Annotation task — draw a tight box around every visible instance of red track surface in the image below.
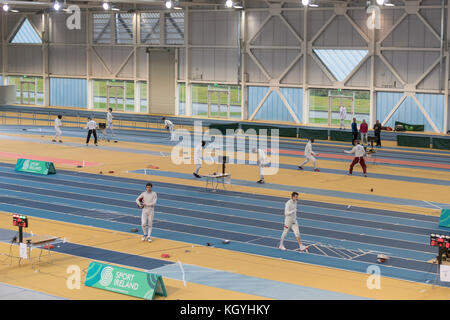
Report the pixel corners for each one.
[0,152,101,167]
[268,148,450,170]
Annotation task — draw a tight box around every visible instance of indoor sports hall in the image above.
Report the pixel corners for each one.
[0,0,450,302]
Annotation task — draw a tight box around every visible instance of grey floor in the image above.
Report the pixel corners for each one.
[0,282,65,300]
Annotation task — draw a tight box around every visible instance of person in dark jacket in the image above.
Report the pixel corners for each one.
[351,118,358,146]
[373,120,382,147]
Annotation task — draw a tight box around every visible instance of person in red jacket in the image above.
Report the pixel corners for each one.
[360,119,368,145]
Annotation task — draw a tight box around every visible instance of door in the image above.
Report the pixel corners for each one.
[148,49,175,114]
[20,80,36,105]
[328,91,354,126]
[106,83,126,111]
[207,87,231,119]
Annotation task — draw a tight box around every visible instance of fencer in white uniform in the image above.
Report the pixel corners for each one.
[193,141,205,178]
[253,148,270,184]
[53,115,63,143]
[162,117,175,141]
[136,182,158,242]
[298,138,320,172]
[339,105,347,129]
[279,192,308,252]
[106,108,114,141]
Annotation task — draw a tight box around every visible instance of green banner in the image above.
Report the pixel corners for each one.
[298,128,329,141]
[84,262,167,300]
[209,123,240,135]
[432,138,450,151]
[15,158,56,175]
[241,124,296,137]
[395,121,425,132]
[397,135,430,148]
[439,209,450,228]
[330,130,359,142]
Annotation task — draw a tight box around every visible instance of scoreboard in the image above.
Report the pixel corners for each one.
[13,214,28,228]
[430,234,450,249]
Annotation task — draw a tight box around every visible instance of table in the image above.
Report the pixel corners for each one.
[205,173,231,191]
[13,235,62,269]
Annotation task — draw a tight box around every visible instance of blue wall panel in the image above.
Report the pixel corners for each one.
[248,86,270,118]
[279,87,302,123]
[178,102,186,115]
[50,78,87,108]
[416,93,444,133]
[377,92,444,132]
[0,76,3,85]
[248,86,302,123]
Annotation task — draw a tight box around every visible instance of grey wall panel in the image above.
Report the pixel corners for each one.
[313,15,367,47]
[308,10,334,41]
[7,45,42,74]
[136,48,147,79]
[382,14,440,48]
[178,48,185,80]
[347,9,369,40]
[345,58,370,87]
[282,11,304,39]
[247,11,270,42]
[253,48,301,79]
[29,14,43,35]
[416,64,441,90]
[280,57,303,85]
[419,8,443,36]
[383,51,440,84]
[49,13,87,44]
[90,46,134,77]
[374,56,404,89]
[307,57,333,86]
[190,11,238,46]
[252,15,300,46]
[190,47,237,82]
[245,53,266,83]
[49,45,86,76]
[6,15,24,40]
[377,9,408,43]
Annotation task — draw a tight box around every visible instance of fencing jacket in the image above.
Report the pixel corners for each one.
[284,199,298,221]
[345,144,366,158]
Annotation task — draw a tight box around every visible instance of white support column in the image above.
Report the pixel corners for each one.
[302,6,309,124]
[185,7,192,116]
[42,13,50,106]
[1,12,6,83]
[87,11,93,110]
[147,49,151,112]
[369,24,376,128]
[175,48,179,116]
[240,9,247,120]
[134,12,139,113]
[445,3,450,133]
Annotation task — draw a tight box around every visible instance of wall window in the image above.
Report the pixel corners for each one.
[140,13,160,44]
[7,76,44,105]
[93,79,135,112]
[139,81,148,113]
[308,89,370,126]
[10,18,42,44]
[115,13,133,44]
[93,14,112,44]
[178,82,186,115]
[192,83,241,119]
[165,12,184,45]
